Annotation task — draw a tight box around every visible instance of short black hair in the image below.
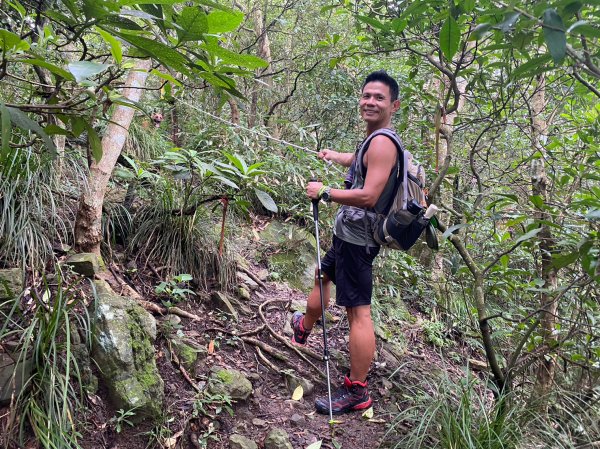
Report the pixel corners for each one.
[362,70,399,102]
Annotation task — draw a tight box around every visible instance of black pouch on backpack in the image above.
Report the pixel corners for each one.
[374,200,429,251]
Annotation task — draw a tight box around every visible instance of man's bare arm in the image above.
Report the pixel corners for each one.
[318,149,355,167]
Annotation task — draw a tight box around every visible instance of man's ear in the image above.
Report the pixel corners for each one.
[392,99,400,112]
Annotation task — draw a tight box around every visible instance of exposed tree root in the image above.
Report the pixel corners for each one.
[239,266,267,290]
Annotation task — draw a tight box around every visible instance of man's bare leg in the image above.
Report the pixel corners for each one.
[346,305,375,382]
[302,269,331,330]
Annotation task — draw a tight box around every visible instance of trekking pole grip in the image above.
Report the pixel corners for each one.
[310,178,319,221]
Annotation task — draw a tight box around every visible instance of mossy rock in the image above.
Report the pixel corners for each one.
[65,253,102,277]
[0,268,23,300]
[208,368,252,401]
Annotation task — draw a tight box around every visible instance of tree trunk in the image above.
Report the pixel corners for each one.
[74,59,152,255]
[529,74,558,412]
[170,102,180,146]
[248,4,272,128]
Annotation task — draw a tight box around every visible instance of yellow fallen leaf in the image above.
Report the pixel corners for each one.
[292,385,304,401]
[164,437,177,448]
[362,407,374,419]
[306,441,322,449]
[208,340,215,354]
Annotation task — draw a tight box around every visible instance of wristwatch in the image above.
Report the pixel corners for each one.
[320,186,332,203]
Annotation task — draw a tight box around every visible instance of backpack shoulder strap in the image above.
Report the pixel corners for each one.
[356,128,410,213]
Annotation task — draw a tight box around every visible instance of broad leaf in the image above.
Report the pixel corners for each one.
[176,7,208,42]
[7,107,57,156]
[97,28,123,64]
[496,12,520,33]
[254,189,278,213]
[19,59,75,81]
[0,103,10,156]
[306,442,322,449]
[68,61,111,83]
[207,10,243,33]
[114,32,191,75]
[542,8,566,64]
[357,15,386,30]
[0,29,30,53]
[515,227,542,244]
[442,223,469,239]
[511,54,553,79]
[84,122,102,162]
[150,69,182,86]
[439,15,460,61]
[291,385,303,400]
[470,23,492,41]
[551,251,579,269]
[203,42,268,69]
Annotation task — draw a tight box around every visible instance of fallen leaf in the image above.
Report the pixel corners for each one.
[164,437,177,448]
[208,340,215,354]
[292,385,304,401]
[362,407,374,419]
[306,441,322,449]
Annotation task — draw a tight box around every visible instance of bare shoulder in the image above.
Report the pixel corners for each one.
[364,134,397,167]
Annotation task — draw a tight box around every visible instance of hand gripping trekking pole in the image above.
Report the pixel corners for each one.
[311,189,334,422]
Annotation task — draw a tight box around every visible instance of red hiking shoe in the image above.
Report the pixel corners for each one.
[315,375,372,415]
[291,311,311,346]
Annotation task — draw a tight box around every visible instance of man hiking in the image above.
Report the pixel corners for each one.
[292,70,401,414]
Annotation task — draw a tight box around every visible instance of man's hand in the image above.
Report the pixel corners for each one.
[317,148,354,167]
[306,181,323,200]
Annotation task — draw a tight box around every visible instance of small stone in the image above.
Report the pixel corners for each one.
[252,418,267,427]
[237,271,259,291]
[284,372,314,396]
[65,253,101,277]
[238,287,251,301]
[208,368,252,400]
[229,434,258,449]
[264,428,293,449]
[256,269,269,281]
[210,291,238,321]
[289,413,304,426]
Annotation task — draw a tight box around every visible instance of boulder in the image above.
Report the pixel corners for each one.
[0,268,23,300]
[170,336,206,374]
[229,434,258,449]
[91,280,164,421]
[259,221,317,292]
[0,352,32,405]
[264,428,293,449]
[283,371,314,396]
[210,292,238,321]
[208,368,252,401]
[65,253,101,277]
[236,271,259,291]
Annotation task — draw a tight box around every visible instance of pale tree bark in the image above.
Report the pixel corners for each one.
[74,59,152,255]
[228,97,240,126]
[529,74,559,412]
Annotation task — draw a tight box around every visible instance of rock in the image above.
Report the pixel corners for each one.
[237,271,259,291]
[65,253,101,277]
[238,286,251,301]
[290,413,304,426]
[208,368,252,400]
[170,337,206,373]
[264,428,293,449]
[0,268,23,300]
[256,268,269,282]
[283,371,314,396]
[252,418,267,427]
[91,280,164,421]
[210,292,238,321]
[468,358,488,371]
[229,434,258,449]
[259,221,318,292]
[0,352,32,405]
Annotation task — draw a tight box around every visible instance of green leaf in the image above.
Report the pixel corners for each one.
[470,23,491,41]
[207,10,243,33]
[114,32,191,75]
[254,189,278,213]
[150,69,182,87]
[390,18,407,33]
[204,42,268,69]
[84,123,102,162]
[515,227,542,244]
[68,61,111,83]
[442,223,469,239]
[357,15,386,30]
[306,441,322,449]
[439,15,460,61]
[495,12,520,33]
[118,0,185,5]
[529,195,545,209]
[7,107,56,156]
[567,21,600,38]
[70,116,87,137]
[176,7,208,42]
[511,54,553,78]
[542,8,566,64]
[97,27,123,64]
[19,59,75,81]
[551,251,579,269]
[461,0,475,13]
[0,103,11,157]
[0,29,30,53]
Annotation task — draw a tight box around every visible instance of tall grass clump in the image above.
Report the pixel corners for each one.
[385,369,600,449]
[0,271,92,449]
[0,147,86,270]
[128,184,236,291]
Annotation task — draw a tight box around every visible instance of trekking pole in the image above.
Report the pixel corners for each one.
[310,182,334,422]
